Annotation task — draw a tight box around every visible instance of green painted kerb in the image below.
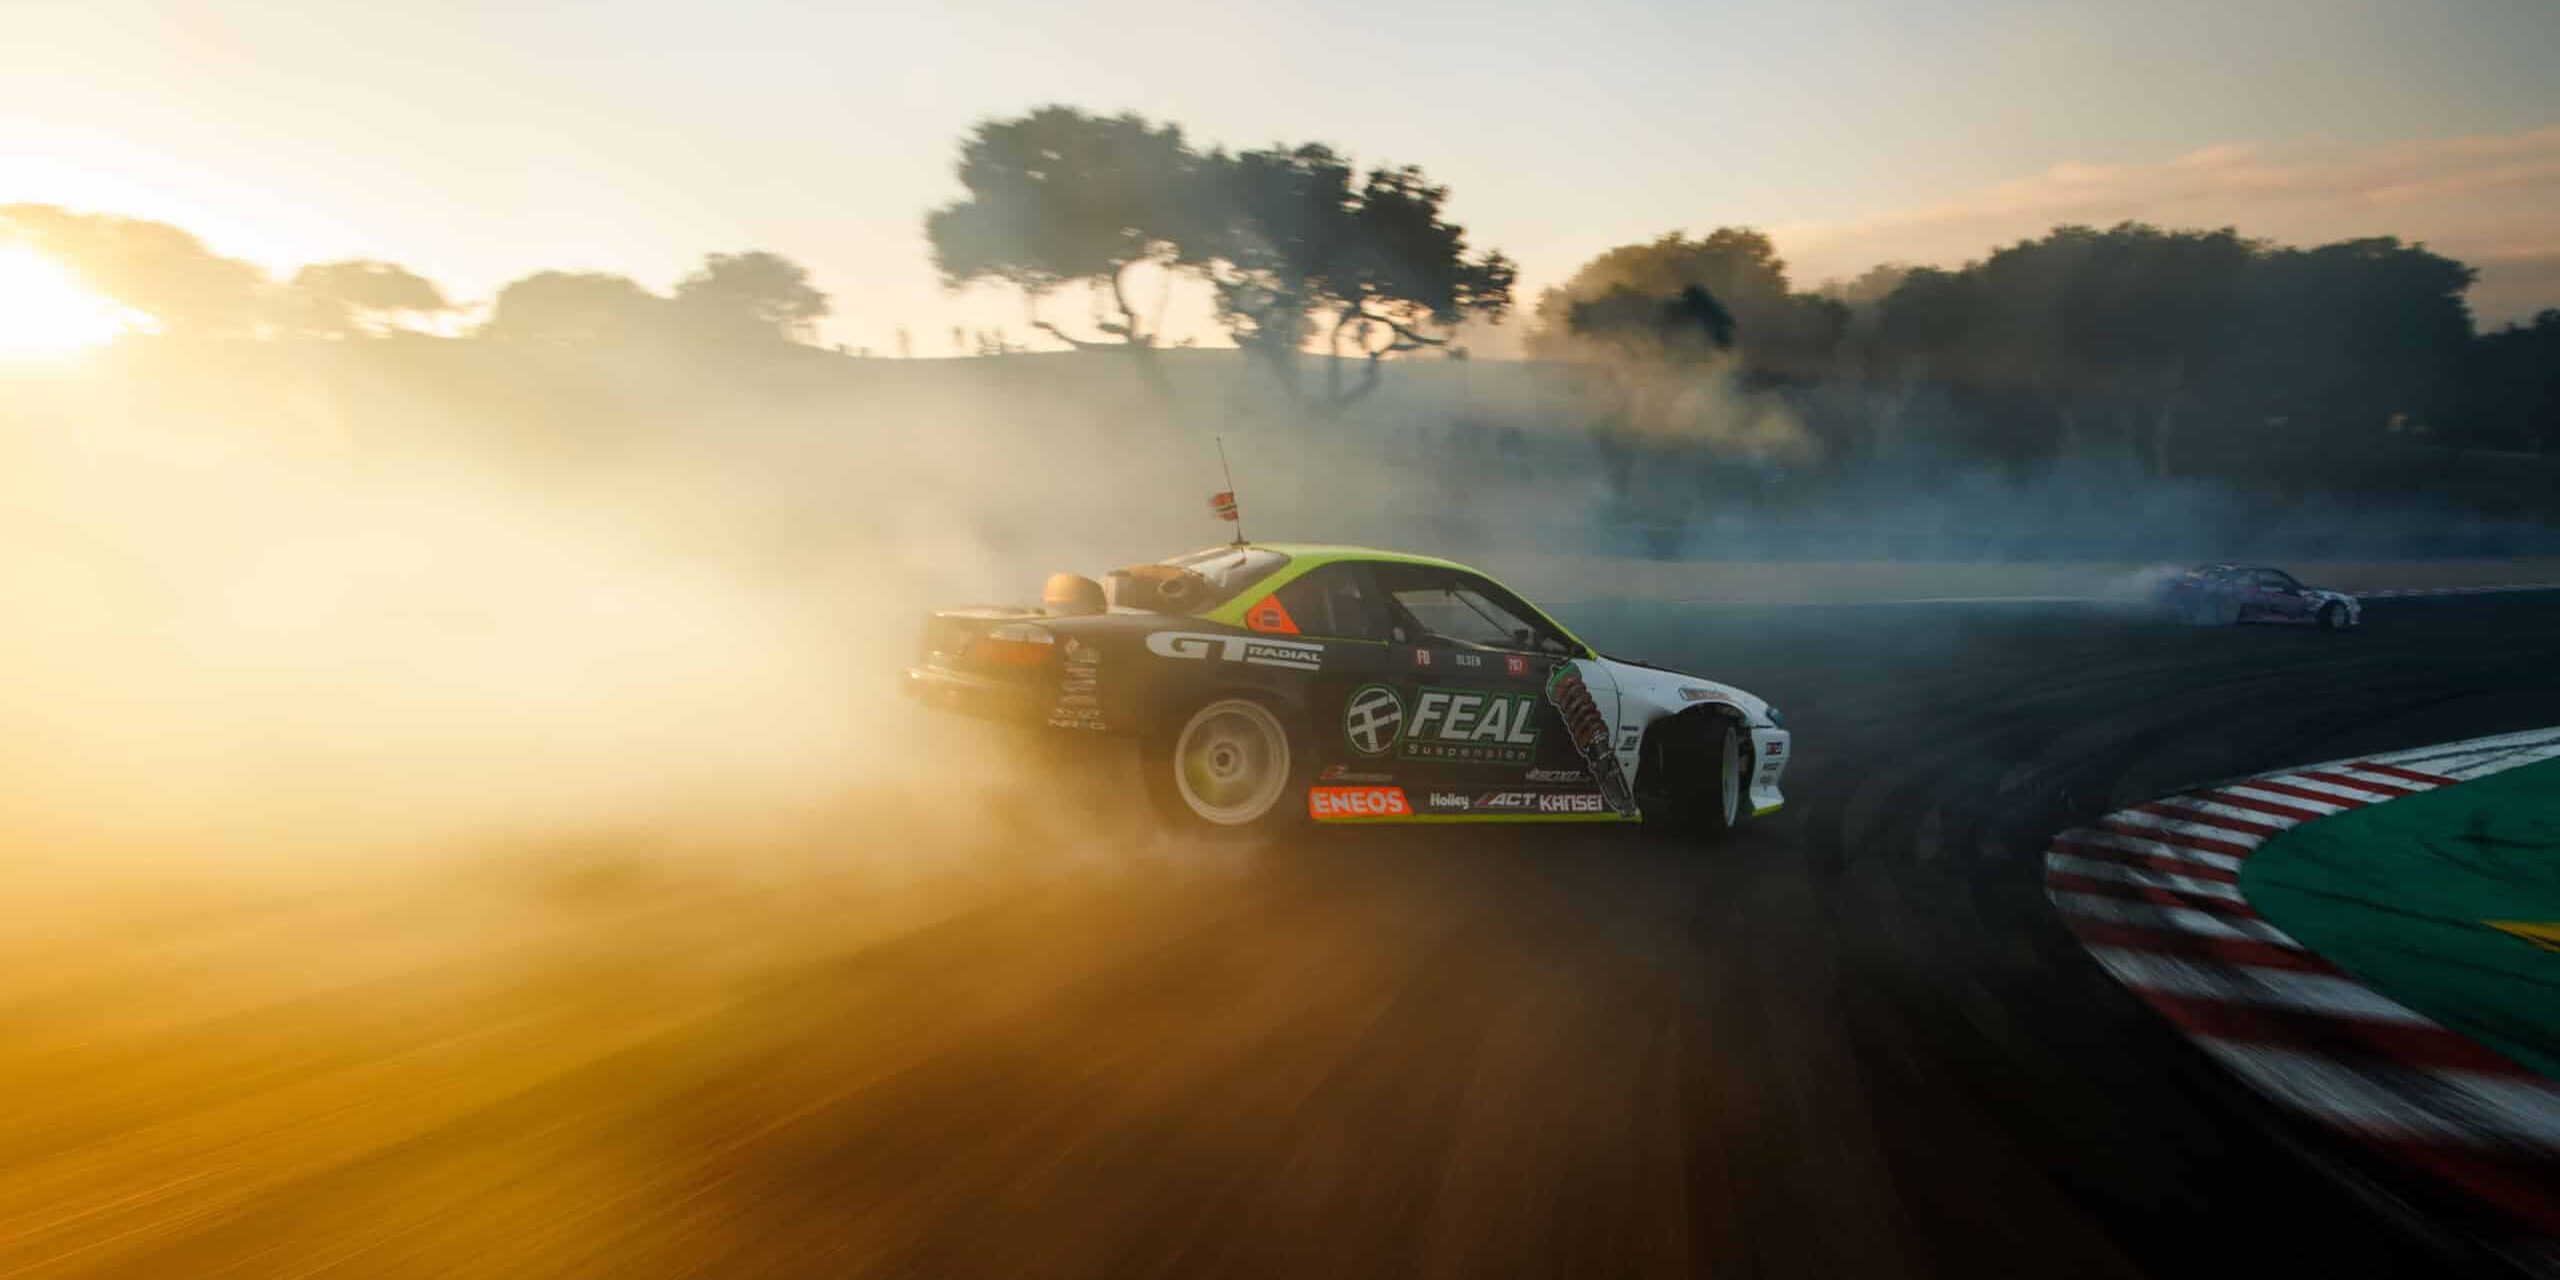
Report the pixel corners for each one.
[2242,756,2560,1080]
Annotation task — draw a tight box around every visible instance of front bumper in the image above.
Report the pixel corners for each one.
[1747,724,1792,818]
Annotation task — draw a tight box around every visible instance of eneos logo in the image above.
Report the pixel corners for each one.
[1343,684,1405,756]
[1307,786,1411,819]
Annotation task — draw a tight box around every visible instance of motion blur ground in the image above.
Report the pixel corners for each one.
[5,593,2558,1278]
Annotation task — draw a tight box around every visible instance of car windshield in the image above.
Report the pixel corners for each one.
[1105,547,1289,614]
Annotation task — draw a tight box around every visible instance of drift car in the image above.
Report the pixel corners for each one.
[2156,563,2361,630]
[903,543,1791,837]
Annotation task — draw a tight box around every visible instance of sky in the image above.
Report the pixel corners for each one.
[5,0,2558,352]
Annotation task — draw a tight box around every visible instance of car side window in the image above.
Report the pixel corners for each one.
[1373,564,1572,655]
[1247,564,1388,640]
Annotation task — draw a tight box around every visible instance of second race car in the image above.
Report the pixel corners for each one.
[903,543,1791,838]
[2155,563,2362,630]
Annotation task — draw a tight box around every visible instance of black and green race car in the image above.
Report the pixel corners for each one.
[903,543,1791,837]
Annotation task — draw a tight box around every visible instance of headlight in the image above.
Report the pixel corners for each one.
[1765,705,1785,728]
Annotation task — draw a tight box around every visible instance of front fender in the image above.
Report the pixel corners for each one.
[1591,655,1789,814]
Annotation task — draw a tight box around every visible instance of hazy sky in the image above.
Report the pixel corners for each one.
[6,0,2558,350]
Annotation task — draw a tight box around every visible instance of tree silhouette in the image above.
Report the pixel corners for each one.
[483,271,667,345]
[925,107,1201,349]
[673,251,830,343]
[1530,229,1844,375]
[1,202,269,335]
[1200,145,1513,409]
[287,260,453,336]
[1568,284,1736,358]
[1867,224,2476,470]
[2466,310,2560,453]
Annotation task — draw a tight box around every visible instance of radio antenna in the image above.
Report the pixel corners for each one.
[1215,435,1246,546]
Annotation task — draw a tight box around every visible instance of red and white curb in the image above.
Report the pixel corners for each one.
[2044,728,2560,1236]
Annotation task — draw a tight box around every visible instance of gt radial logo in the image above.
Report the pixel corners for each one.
[1343,684,1405,757]
[1143,631,1324,671]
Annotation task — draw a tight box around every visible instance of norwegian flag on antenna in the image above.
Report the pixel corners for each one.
[1209,490,1239,522]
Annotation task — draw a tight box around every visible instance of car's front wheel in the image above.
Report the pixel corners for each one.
[2318,602,2351,632]
[1640,714,1750,843]
[1147,696,1301,831]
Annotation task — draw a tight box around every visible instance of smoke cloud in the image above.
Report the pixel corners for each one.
[0,339,2549,887]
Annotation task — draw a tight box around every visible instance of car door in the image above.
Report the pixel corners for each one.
[2257,569,2313,622]
[1364,563,1607,815]
[2245,568,2301,621]
[1230,561,1412,795]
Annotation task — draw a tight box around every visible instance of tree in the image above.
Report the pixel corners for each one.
[1562,284,1747,469]
[2228,237,2475,443]
[1868,224,2261,468]
[1818,263,1912,311]
[1,202,270,335]
[286,260,453,336]
[924,107,1202,349]
[1529,229,1845,375]
[2464,309,2559,454]
[1567,284,1735,359]
[1200,145,1514,410]
[1862,223,2481,472]
[672,251,829,343]
[483,271,667,345]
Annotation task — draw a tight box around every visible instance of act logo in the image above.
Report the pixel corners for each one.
[1343,684,1406,757]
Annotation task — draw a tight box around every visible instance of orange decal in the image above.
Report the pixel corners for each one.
[1307,786,1411,819]
[1245,592,1300,634]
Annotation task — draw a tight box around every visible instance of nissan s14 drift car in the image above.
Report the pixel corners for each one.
[2156,563,2362,630]
[903,543,1791,838]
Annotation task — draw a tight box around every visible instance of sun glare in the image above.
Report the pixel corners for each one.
[0,245,136,362]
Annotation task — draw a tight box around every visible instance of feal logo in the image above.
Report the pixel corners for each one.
[1402,686,1542,764]
[1343,684,1405,757]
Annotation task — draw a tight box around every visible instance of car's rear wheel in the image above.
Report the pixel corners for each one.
[1148,696,1299,831]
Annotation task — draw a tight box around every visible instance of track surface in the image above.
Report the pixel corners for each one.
[8,594,2560,1278]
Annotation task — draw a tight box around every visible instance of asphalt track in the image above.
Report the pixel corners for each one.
[9,593,2560,1278]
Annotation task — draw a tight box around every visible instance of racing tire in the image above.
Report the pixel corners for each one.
[2213,596,2242,626]
[2317,602,2350,633]
[1640,715,1749,844]
[1145,696,1304,832]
